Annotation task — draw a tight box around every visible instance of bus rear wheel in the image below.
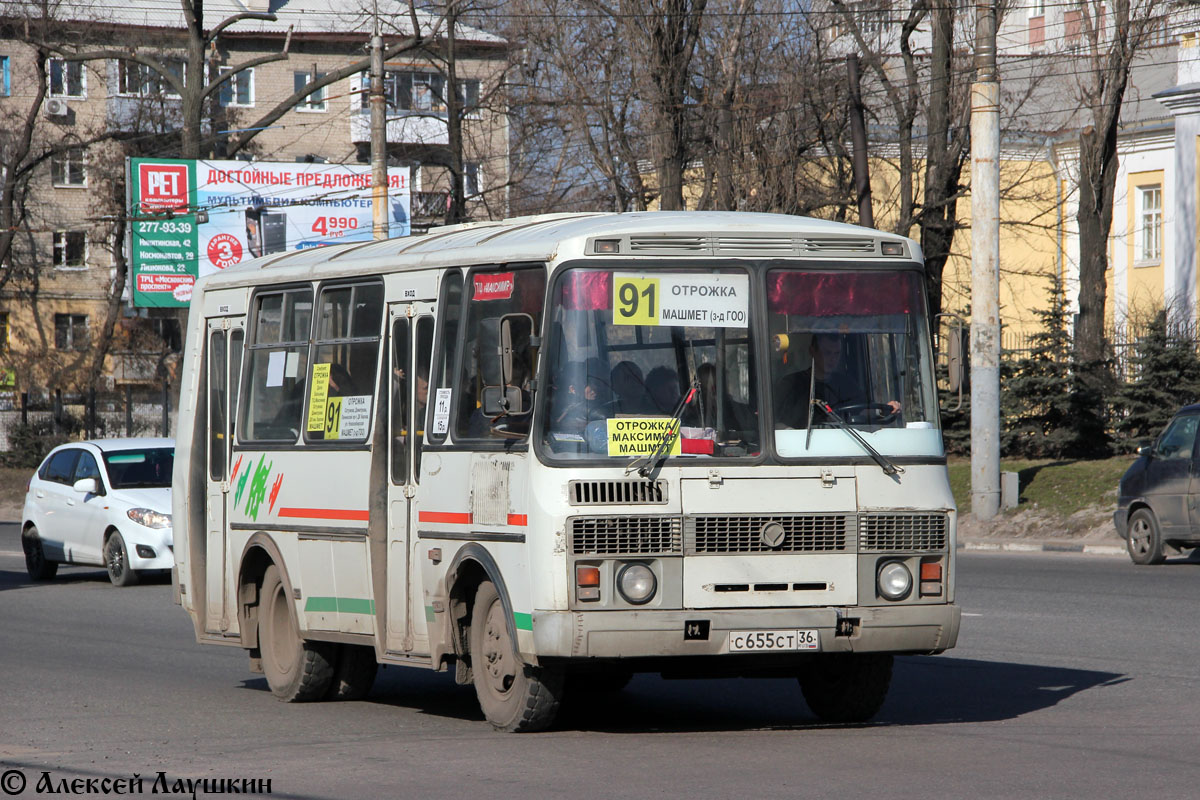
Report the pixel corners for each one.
[259,565,335,701]
[326,644,379,701]
[469,580,563,732]
[799,653,893,724]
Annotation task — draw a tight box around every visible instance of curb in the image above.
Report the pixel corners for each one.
[960,540,1126,556]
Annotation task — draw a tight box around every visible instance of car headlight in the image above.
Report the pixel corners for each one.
[616,563,657,605]
[127,508,172,529]
[877,560,912,601]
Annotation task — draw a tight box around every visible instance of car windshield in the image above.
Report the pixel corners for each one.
[767,269,941,458]
[103,447,174,489]
[541,267,759,460]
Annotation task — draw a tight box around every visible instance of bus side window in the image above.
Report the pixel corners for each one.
[390,318,410,484]
[308,281,384,443]
[208,330,226,480]
[240,288,313,442]
[455,267,546,441]
[429,271,463,445]
[414,315,434,478]
[229,329,244,444]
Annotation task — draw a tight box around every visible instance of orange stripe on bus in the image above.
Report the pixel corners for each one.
[418,511,528,526]
[418,511,473,524]
[277,507,370,521]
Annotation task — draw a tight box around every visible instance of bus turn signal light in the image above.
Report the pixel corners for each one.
[919,559,943,597]
[577,565,601,601]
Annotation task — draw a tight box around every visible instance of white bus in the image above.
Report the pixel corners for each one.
[173,211,960,731]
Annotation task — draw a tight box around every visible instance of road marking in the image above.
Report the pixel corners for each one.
[962,612,983,617]
[0,549,24,557]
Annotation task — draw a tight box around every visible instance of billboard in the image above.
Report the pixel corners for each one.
[128,158,412,307]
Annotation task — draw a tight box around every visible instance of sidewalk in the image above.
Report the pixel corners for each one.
[956,505,1127,557]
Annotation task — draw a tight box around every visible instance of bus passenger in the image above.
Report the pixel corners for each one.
[610,361,652,414]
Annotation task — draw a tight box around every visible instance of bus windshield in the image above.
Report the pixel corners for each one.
[541,267,760,460]
[768,268,941,458]
[540,264,941,463]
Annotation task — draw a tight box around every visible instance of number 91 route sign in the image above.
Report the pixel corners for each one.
[612,272,749,328]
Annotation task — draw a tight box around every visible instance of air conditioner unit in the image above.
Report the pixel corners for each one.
[44,98,69,118]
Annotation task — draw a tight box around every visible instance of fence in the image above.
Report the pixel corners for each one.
[996,327,1184,382]
[0,385,176,453]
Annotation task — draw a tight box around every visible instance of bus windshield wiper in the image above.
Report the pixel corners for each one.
[626,382,699,478]
[812,399,904,477]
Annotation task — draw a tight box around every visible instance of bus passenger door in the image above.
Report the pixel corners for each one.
[385,304,435,653]
[204,318,244,634]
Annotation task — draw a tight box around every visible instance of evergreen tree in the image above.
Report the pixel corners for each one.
[1002,275,1078,458]
[1113,309,1200,444]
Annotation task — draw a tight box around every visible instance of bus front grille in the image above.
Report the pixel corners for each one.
[685,515,850,554]
[569,479,668,505]
[569,516,683,555]
[858,513,949,552]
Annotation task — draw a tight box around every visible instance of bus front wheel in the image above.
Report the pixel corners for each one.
[259,565,335,701]
[469,580,563,732]
[799,653,893,724]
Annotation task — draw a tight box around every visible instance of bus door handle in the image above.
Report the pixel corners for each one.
[403,484,417,498]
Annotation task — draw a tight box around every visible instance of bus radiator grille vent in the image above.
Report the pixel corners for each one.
[858,513,949,552]
[796,237,877,254]
[569,479,668,506]
[569,515,683,555]
[628,236,709,253]
[684,515,849,554]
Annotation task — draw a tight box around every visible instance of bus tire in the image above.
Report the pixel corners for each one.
[22,526,58,582]
[799,653,892,724]
[1127,508,1165,565]
[259,565,335,702]
[326,644,378,701]
[469,580,563,732]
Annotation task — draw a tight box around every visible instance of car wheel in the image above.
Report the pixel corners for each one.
[470,580,563,732]
[22,526,58,581]
[104,533,139,586]
[258,565,335,701]
[325,644,379,701]
[1127,508,1166,565]
[799,653,893,724]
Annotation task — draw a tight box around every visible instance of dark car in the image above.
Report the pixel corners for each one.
[1115,404,1200,564]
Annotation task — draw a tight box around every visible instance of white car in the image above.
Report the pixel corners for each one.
[22,438,175,586]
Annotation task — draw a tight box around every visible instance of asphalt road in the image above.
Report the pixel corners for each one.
[2,521,1200,799]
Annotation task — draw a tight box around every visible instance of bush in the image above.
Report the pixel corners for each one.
[1,414,84,469]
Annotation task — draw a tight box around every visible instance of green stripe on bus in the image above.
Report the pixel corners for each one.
[304,597,376,615]
[514,612,533,631]
[425,605,436,622]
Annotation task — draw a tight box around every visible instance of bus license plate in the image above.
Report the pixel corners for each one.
[727,629,820,652]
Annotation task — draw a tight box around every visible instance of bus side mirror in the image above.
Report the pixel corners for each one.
[479,313,535,417]
[936,313,966,412]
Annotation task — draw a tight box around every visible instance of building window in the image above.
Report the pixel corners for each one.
[50,148,87,187]
[53,230,87,268]
[293,71,327,112]
[1,55,9,97]
[1064,9,1082,47]
[1028,14,1045,49]
[49,58,85,98]
[457,78,481,114]
[219,67,254,107]
[1028,0,1046,14]
[1139,184,1163,263]
[464,162,480,197]
[55,314,88,351]
[382,71,446,113]
[0,311,9,352]
[117,59,184,98]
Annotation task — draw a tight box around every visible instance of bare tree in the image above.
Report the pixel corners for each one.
[1073,0,1166,363]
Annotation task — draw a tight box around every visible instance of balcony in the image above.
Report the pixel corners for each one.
[106,96,185,135]
[350,110,449,146]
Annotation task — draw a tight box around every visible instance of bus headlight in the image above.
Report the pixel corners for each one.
[877,561,912,601]
[617,563,657,605]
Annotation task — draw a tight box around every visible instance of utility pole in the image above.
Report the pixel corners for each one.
[370,28,387,241]
[970,0,1000,519]
[847,54,874,228]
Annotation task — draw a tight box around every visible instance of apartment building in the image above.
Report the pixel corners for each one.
[0,0,509,396]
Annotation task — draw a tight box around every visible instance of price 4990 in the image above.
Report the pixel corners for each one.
[311,216,360,236]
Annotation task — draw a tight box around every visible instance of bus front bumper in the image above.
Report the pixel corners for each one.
[530,603,960,660]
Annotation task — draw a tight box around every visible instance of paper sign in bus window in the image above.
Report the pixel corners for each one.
[606,417,682,457]
[266,351,285,387]
[612,273,749,328]
[307,363,331,432]
[432,388,452,434]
